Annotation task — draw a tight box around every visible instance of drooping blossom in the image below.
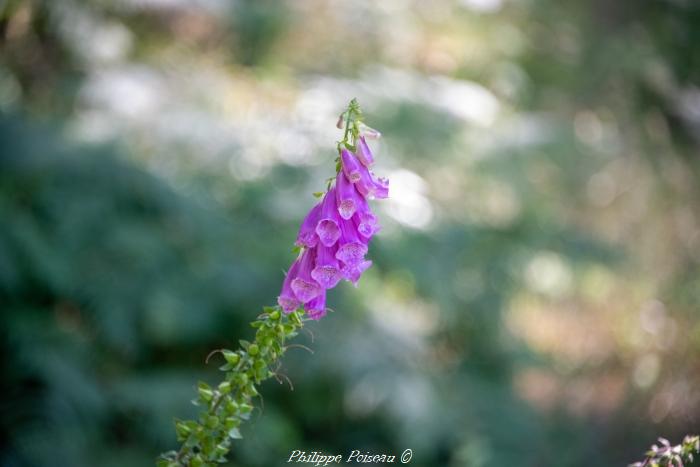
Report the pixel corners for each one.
[355,136,374,166]
[290,247,323,303]
[277,123,389,319]
[278,258,300,313]
[315,188,341,247]
[311,243,343,289]
[295,203,321,248]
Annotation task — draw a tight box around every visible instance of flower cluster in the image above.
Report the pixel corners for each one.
[278,135,388,320]
[629,435,700,467]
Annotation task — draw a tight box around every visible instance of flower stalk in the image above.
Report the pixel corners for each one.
[157,99,388,466]
[157,308,305,467]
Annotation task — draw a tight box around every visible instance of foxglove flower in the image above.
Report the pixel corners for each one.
[277,258,301,313]
[311,243,343,289]
[336,170,363,220]
[290,247,323,303]
[353,210,380,239]
[355,162,389,200]
[305,290,327,320]
[315,187,342,247]
[355,136,374,167]
[335,217,368,266]
[340,149,362,183]
[295,203,321,248]
[277,105,388,320]
[343,259,372,287]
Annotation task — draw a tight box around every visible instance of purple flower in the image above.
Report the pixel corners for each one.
[340,149,362,183]
[277,257,301,313]
[355,163,389,200]
[335,170,363,220]
[304,289,327,320]
[295,202,321,248]
[290,248,323,304]
[353,210,380,240]
[311,243,343,289]
[315,188,341,247]
[335,217,368,266]
[342,259,372,287]
[355,136,374,167]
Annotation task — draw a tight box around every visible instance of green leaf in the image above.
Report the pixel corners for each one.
[248,343,259,356]
[197,382,214,402]
[228,428,243,439]
[222,350,240,366]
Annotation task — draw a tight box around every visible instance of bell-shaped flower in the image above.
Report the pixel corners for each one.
[335,170,365,220]
[305,289,327,320]
[340,149,362,183]
[342,259,372,287]
[353,210,380,240]
[355,136,375,167]
[290,247,323,303]
[355,164,389,200]
[315,188,341,247]
[295,202,321,248]
[359,123,381,140]
[277,258,301,313]
[311,243,343,289]
[335,217,368,266]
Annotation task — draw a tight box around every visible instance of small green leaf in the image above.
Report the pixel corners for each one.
[248,343,259,356]
[222,350,240,366]
[197,382,214,402]
[312,191,324,198]
[228,428,243,439]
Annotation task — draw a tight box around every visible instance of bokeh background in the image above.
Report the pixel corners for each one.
[1,0,700,466]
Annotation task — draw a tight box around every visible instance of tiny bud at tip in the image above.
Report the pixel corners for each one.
[359,123,381,139]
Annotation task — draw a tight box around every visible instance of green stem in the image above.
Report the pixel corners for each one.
[157,307,307,467]
[338,98,363,154]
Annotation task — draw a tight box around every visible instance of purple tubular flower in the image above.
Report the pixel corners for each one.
[335,217,368,266]
[355,136,375,167]
[353,210,380,240]
[340,149,362,183]
[335,171,362,220]
[315,188,341,247]
[311,243,343,289]
[296,202,321,248]
[291,248,323,303]
[342,259,372,286]
[277,258,301,313]
[304,289,327,320]
[355,164,389,200]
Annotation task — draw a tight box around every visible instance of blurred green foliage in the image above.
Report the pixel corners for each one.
[1,0,700,466]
